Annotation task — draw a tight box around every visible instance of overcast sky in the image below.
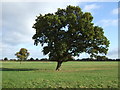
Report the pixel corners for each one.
[1,1,119,59]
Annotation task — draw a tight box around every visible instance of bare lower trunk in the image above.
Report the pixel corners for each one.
[56,61,63,71]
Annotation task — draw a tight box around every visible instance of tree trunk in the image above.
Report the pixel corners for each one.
[56,61,63,71]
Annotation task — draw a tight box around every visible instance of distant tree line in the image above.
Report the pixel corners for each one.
[76,58,120,61]
[1,57,120,61]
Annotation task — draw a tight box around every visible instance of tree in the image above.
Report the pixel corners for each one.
[4,57,8,61]
[29,57,34,61]
[15,48,30,64]
[32,5,110,70]
[96,56,108,60]
[40,58,48,61]
[36,58,39,61]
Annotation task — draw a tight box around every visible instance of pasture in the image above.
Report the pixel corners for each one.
[1,61,118,88]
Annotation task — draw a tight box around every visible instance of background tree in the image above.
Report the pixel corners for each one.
[29,57,34,61]
[36,58,39,61]
[15,48,30,64]
[96,56,108,60]
[32,5,110,70]
[4,57,8,61]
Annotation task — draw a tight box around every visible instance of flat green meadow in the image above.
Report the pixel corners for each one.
[1,61,118,88]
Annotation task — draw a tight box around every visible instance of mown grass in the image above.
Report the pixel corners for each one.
[1,61,118,88]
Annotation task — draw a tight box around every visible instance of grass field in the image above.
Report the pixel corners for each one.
[1,61,118,88]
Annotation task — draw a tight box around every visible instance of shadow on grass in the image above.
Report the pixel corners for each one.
[0,68,39,71]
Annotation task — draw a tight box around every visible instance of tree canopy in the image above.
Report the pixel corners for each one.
[32,5,110,70]
[15,48,30,64]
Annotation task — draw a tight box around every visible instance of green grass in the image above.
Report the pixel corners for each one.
[1,61,118,88]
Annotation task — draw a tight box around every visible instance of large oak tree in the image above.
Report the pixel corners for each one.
[32,5,110,70]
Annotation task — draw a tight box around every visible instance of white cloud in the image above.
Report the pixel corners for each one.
[112,8,118,14]
[112,8,120,14]
[107,48,118,59]
[95,19,118,28]
[2,2,79,46]
[1,2,80,59]
[112,8,120,15]
[1,41,46,59]
[83,4,100,12]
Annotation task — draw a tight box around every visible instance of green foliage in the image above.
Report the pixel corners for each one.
[96,56,108,60]
[4,57,8,61]
[15,48,30,61]
[32,5,110,61]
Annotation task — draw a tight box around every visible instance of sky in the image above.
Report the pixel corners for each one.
[0,0,119,59]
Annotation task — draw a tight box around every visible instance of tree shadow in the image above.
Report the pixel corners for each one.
[0,68,39,71]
